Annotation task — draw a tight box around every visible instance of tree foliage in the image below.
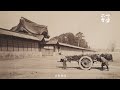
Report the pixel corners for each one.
[110,43,116,52]
[50,32,89,48]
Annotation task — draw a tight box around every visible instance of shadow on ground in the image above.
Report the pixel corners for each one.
[57,66,107,71]
[57,66,82,70]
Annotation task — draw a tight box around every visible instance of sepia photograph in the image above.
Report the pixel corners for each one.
[0,11,120,79]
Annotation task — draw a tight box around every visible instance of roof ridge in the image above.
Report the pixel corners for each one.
[0,27,9,31]
[20,17,47,27]
[0,28,36,37]
[0,28,44,41]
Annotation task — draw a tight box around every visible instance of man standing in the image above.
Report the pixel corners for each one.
[100,56,109,71]
[59,52,67,69]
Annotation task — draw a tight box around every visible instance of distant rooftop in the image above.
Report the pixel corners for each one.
[46,39,96,52]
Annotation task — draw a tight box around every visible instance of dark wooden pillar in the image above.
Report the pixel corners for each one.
[0,36,1,51]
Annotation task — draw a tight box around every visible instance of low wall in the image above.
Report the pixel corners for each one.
[0,51,42,60]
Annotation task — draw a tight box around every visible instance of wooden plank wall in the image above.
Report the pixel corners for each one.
[0,35,40,52]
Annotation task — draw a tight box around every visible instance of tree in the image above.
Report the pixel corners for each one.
[75,32,84,47]
[79,39,88,48]
[50,32,89,48]
[110,43,116,52]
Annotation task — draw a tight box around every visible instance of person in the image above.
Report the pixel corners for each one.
[100,56,109,71]
[58,52,67,69]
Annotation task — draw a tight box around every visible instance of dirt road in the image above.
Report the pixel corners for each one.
[0,56,120,79]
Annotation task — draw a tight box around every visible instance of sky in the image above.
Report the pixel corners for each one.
[0,11,120,49]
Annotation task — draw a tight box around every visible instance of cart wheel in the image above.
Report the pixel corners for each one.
[79,56,93,70]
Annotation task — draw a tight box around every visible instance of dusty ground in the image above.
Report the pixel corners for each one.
[0,56,120,79]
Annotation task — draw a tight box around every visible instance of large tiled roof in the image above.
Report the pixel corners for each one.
[10,17,49,38]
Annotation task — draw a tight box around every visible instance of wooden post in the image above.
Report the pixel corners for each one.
[7,37,8,51]
[12,37,14,51]
[23,39,24,51]
[0,37,1,51]
[31,42,32,51]
[27,40,28,51]
[1,38,2,51]
[18,39,19,51]
[54,45,55,52]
